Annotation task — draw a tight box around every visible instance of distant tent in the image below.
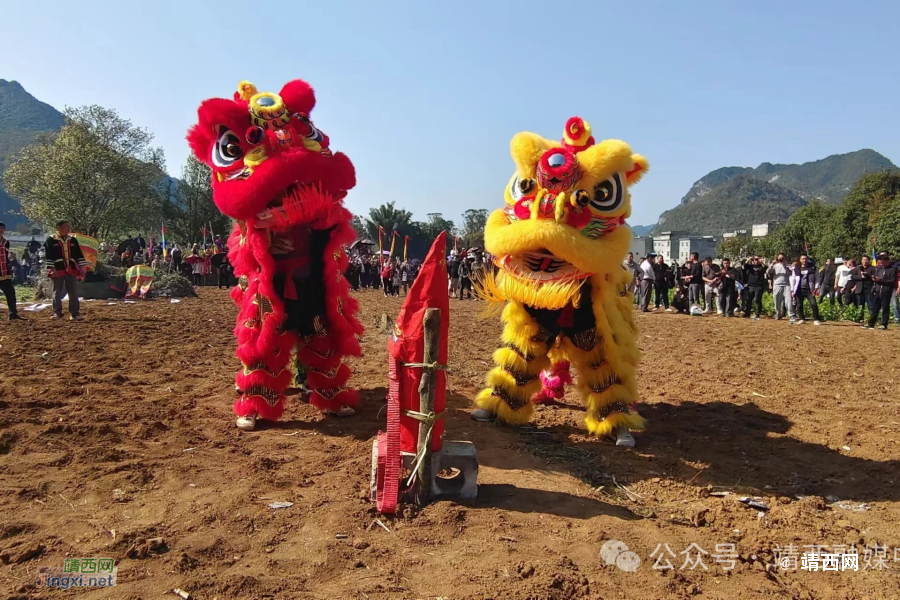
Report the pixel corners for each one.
[350,239,375,249]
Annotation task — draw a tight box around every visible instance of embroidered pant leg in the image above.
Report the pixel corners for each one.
[299,326,359,412]
[233,285,295,421]
[475,302,551,425]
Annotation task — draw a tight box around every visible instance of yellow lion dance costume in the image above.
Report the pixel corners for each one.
[474,117,648,445]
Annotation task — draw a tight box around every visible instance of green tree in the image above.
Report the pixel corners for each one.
[366,201,414,241]
[416,212,455,243]
[461,208,489,248]
[716,236,750,260]
[4,105,166,238]
[162,155,231,245]
[871,194,900,258]
[818,171,900,260]
[350,214,367,240]
[767,200,836,261]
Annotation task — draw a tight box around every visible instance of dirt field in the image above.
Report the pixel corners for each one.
[1,288,900,600]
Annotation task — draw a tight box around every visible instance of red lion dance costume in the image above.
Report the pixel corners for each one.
[187,80,363,431]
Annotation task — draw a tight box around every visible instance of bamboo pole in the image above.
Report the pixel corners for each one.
[412,308,440,505]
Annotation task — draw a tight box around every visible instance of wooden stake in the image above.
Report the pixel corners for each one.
[412,308,440,505]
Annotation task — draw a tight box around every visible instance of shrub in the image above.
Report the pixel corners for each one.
[151,273,196,298]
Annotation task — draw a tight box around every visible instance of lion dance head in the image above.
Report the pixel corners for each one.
[479,117,648,310]
[186,79,355,222]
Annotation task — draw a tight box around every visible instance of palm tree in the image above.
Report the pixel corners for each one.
[366,202,414,240]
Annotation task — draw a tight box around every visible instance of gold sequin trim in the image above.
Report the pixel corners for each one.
[596,401,631,421]
[308,347,335,359]
[530,326,554,344]
[312,315,328,337]
[589,373,620,394]
[571,328,599,351]
[502,366,538,387]
[256,293,274,320]
[310,365,341,379]
[502,343,536,362]
[238,275,249,291]
[312,387,346,401]
[244,385,281,407]
[490,386,529,411]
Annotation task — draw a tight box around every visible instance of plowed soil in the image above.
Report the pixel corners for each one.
[1,289,899,599]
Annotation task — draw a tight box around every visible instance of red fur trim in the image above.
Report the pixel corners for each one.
[235,367,294,393]
[306,362,352,390]
[531,389,555,405]
[234,394,284,421]
[279,80,316,117]
[309,388,359,412]
[298,341,342,371]
[540,372,561,389]
[533,361,572,404]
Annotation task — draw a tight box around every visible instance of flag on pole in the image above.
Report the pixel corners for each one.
[454,235,459,252]
[389,230,398,257]
[403,235,409,261]
[202,225,207,246]
[873,236,877,260]
[378,226,385,268]
[161,223,168,259]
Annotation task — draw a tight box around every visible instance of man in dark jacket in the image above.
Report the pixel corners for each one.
[718,258,740,317]
[792,254,822,325]
[681,252,704,309]
[819,258,838,307]
[743,256,767,320]
[866,251,898,330]
[44,220,87,321]
[0,222,24,321]
[653,255,671,311]
[850,255,875,323]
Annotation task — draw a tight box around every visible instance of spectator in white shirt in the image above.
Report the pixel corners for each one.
[638,255,656,312]
[835,257,852,308]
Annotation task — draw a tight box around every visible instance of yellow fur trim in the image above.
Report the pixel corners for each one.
[585,411,646,437]
[510,133,555,179]
[477,268,583,311]
[487,368,542,396]
[492,347,550,374]
[484,210,633,283]
[476,388,535,425]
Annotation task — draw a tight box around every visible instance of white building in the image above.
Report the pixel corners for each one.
[630,236,653,259]
[751,222,778,238]
[722,229,750,239]
[678,236,718,265]
[652,230,689,264]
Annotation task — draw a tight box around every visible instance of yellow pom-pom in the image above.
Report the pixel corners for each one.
[238,80,257,101]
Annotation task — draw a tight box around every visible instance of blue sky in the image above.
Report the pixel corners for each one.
[2,0,898,228]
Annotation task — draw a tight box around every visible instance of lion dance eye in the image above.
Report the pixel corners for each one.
[591,173,624,211]
[573,189,590,207]
[212,126,243,167]
[509,175,536,201]
[245,126,264,145]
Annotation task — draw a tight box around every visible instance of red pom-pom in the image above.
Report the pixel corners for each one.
[566,116,584,138]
